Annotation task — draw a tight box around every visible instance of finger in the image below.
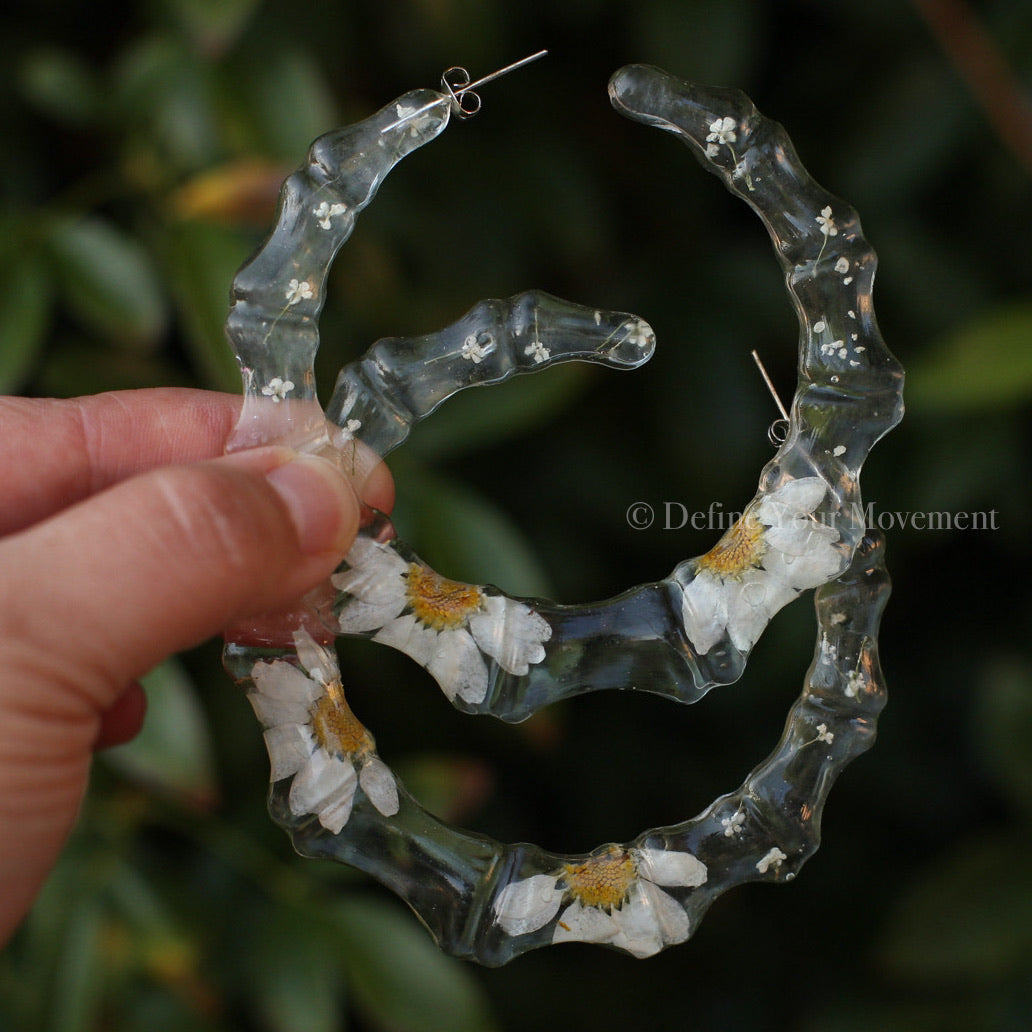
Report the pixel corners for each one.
[0,389,239,535]
[0,389,395,535]
[0,446,360,724]
[93,682,147,750]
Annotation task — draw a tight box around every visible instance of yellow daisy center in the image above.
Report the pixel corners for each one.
[697,512,766,579]
[405,564,484,630]
[562,849,637,910]
[311,684,374,758]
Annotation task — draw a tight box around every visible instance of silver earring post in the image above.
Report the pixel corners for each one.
[751,349,791,445]
[381,49,548,133]
[441,49,549,118]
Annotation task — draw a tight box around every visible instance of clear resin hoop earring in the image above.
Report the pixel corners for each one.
[222,61,903,964]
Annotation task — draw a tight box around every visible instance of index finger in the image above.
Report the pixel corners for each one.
[0,388,393,535]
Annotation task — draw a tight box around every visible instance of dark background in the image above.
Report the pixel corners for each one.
[2,1,1031,1029]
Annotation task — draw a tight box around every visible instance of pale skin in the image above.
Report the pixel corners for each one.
[0,388,394,945]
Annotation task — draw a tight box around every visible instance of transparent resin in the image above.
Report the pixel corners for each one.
[222,64,904,963]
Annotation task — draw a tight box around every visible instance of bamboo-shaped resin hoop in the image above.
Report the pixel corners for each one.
[222,62,904,964]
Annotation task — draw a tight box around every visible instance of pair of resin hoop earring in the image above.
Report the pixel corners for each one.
[221,61,904,965]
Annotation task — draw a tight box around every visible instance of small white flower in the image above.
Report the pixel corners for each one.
[832,445,846,457]
[622,319,654,350]
[460,333,494,364]
[493,846,707,958]
[816,206,838,237]
[524,339,550,364]
[756,847,787,874]
[285,279,314,306]
[815,723,835,745]
[337,418,362,444]
[820,634,839,665]
[261,376,295,402]
[835,257,850,274]
[248,629,399,835]
[814,319,827,333]
[845,669,866,698]
[681,478,842,655]
[314,201,348,230]
[333,536,552,704]
[393,100,437,138]
[721,811,746,838]
[706,116,737,147]
[820,340,848,359]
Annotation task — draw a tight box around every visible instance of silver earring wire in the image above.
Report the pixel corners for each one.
[380,49,548,133]
[751,349,791,446]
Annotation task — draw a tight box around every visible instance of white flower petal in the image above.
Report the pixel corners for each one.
[317,791,355,835]
[722,570,789,652]
[292,628,338,684]
[637,847,708,888]
[263,723,314,782]
[336,596,407,635]
[468,595,551,675]
[494,874,564,936]
[374,613,440,668]
[426,628,489,703]
[333,543,409,633]
[607,885,669,958]
[769,538,843,590]
[552,900,621,947]
[680,572,728,655]
[638,882,691,949]
[289,750,357,824]
[757,477,827,524]
[359,756,400,816]
[765,518,838,558]
[249,662,322,727]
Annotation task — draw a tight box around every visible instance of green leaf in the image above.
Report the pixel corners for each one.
[250,904,344,1032]
[47,898,106,1032]
[160,0,261,54]
[976,658,1032,820]
[906,304,1032,413]
[879,834,1032,984]
[245,49,336,162]
[394,462,554,598]
[113,36,220,174]
[391,754,491,824]
[333,896,496,1032]
[46,217,166,346]
[103,658,218,809]
[18,48,101,126]
[163,219,251,390]
[0,251,50,392]
[409,364,591,460]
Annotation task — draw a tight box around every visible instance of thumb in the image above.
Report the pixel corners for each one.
[0,446,360,725]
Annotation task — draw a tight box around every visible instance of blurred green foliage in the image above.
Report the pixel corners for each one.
[2,0,1032,1029]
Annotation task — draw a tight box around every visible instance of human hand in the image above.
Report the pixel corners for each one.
[0,388,392,944]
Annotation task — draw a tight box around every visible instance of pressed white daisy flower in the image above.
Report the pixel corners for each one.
[494,846,707,958]
[333,537,551,705]
[681,477,842,655]
[248,629,399,834]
